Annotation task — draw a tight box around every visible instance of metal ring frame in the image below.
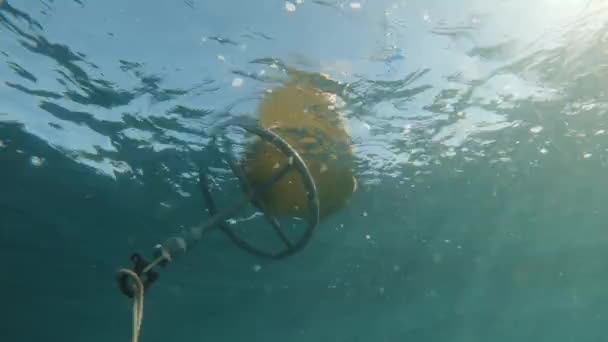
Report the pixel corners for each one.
[117,121,321,297]
[203,122,320,259]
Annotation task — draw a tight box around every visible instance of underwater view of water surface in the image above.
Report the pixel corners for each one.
[4,0,608,341]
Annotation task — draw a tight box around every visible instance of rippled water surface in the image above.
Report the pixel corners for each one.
[3,0,608,341]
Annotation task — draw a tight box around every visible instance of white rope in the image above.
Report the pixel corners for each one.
[118,254,169,342]
[118,269,145,342]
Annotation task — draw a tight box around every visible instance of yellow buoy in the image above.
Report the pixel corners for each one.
[241,68,357,220]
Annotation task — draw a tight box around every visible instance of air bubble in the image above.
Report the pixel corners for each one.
[232,78,244,87]
[30,156,44,167]
[530,126,543,134]
[285,2,296,12]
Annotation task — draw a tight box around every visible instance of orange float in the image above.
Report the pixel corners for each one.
[241,68,357,220]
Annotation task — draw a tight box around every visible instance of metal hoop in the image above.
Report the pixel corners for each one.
[201,122,320,259]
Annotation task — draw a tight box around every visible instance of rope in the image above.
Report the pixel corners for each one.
[117,254,168,342]
[118,269,145,342]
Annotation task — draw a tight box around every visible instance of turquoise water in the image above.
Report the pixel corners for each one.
[3,0,608,341]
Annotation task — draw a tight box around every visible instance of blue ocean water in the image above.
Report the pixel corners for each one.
[3,0,608,341]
